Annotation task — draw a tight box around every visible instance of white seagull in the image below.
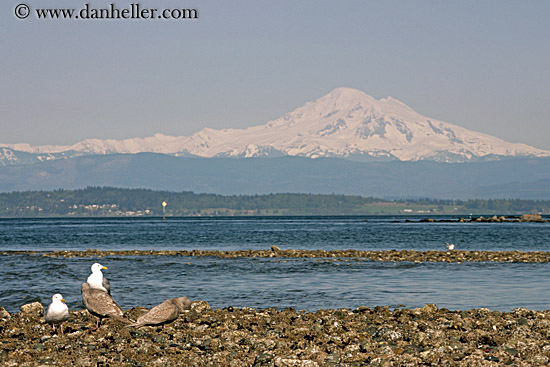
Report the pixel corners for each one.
[445,243,455,251]
[87,263,111,294]
[45,293,69,334]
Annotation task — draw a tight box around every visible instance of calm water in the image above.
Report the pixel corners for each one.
[1,216,549,313]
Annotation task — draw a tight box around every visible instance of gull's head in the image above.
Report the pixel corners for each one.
[52,293,66,303]
[91,263,107,272]
[172,297,191,312]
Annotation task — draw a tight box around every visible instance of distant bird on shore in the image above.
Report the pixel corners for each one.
[45,293,69,334]
[445,243,455,250]
[87,263,111,294]
[81,282,130,330]
[128,297,191,328]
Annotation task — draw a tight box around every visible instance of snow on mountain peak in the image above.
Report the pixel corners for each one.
[316,87,376,110]
[1,87,549,165]
[325,87,371,101]
[164,86,550,162]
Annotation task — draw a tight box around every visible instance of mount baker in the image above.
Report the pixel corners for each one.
[2,87,549,165]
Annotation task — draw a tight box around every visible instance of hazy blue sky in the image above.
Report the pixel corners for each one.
[2,0,549,149]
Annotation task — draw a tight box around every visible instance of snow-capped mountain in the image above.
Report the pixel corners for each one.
[2,87,549,165]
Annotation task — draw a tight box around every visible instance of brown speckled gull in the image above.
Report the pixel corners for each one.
[80,282,130,329]
[128,297,191,328]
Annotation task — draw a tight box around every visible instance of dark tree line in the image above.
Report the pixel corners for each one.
[0,187,383,216]
[0,187,548,217]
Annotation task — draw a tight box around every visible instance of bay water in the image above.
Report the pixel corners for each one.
[1,216,549,314]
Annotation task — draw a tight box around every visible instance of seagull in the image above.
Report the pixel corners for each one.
[45,293,69,334]
[445,243,455,250]
[128,297,191,328]
[87,263,111,294]
[81,282,130,330]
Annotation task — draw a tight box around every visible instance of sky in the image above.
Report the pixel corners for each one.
[2,0,550,150]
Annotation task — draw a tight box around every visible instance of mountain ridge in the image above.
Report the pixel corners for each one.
[2,87,549,165]
[1,153,549,199]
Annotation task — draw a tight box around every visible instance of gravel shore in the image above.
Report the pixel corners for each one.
[2,301,550,366]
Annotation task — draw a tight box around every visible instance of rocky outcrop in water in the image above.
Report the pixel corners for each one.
[420,214,548,223]
[520,214,543,222]
[5,249,550,263]
[2,301,550,366]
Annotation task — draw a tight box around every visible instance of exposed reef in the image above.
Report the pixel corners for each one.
[2,301,550,366]
[4,248,550,263]
[418,214,547,223]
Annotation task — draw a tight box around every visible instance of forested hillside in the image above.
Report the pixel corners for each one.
[0,187,549,217]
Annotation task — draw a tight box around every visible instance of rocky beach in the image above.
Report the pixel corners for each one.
[2,300,550,366]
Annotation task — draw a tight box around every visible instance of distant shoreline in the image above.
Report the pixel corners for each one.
[2,187,550,217]
[0,213,549,219]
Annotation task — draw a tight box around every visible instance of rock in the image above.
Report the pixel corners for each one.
[529,355,549,364]
[274,357,319,367]
[271,245,281,252]
[0,307,11,319]
[505,348,519,356]
[420,304,439,314]
[254,351,274,365]
[517,317,529,326]
[20,302,44,316]
[520,214,542,222]
[190,300,211,313]
[373,328,403,341]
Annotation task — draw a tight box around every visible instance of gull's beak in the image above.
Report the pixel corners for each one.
[102,266,108,270]
[61,298,66,303]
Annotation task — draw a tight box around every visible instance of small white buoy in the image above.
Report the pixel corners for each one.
[162,201,167,220]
